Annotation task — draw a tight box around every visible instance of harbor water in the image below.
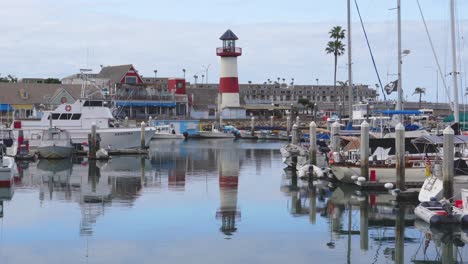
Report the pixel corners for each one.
[1,139,468,263]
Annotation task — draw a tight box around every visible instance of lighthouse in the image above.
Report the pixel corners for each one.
[217,29,245,118]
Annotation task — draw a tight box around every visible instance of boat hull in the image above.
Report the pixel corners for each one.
[17,127,155,150]
[38,145,73,159]
[198,131,235,138]
[151,133,185,139]
[330,164,427,184]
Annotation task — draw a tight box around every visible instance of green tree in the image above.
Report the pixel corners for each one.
[325,26,346,114]
[413,87,426,109]
[0,74,18,83]
[298,98,310,114]
[44,78,61,84]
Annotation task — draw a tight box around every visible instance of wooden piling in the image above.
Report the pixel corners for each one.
[124,116,129,127]
[309,121,317,165]
[331,121,340,153]
[443,126,454,200]
[286,115,291,134]
[295,116,300,127]
[88,123,97,159]
[291,124,298,145]
[270,115,274,127]
[395,123,405,190]
[360,121,369,179]
[250,116,255,136]
[140,121,146,150]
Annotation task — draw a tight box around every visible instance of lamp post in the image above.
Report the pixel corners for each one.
[314,102,317,121]
[202,64,211,84]
[182,69,186,79]
[316,78,319,85]
[154,69,157,79]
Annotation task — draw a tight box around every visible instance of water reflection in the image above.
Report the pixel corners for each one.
[3,139,468,263]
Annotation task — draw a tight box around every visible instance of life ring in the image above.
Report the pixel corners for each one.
[65,105,72,112]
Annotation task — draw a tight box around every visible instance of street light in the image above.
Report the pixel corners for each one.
[202,64,211,84]
[182,69,186,79]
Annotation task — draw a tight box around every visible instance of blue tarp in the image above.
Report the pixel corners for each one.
[373,110,421,115]
[0,104,14,112]
[116,101,176,107]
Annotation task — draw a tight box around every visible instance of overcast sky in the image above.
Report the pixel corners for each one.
[0,0,467,103]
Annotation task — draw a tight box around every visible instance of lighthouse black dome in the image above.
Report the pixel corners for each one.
[219,29,238,40]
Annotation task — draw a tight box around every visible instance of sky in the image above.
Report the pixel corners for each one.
[0,0,467,103]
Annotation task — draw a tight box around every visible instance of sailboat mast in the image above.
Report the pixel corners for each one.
[396,0,403,114]
[347,0,353,120]
[450,0,460,124]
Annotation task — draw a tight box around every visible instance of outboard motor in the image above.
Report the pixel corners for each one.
[183,132,189,141]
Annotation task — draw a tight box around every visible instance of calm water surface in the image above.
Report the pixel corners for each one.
[1,139,467,263]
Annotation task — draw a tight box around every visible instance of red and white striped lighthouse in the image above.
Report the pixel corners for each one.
[216,29,242,109]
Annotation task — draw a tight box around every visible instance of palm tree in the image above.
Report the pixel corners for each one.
[413,87,426,109]
[325,26,346,113]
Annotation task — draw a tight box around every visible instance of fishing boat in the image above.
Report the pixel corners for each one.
[151,125,185,139]
[198,128,235,138]
[37,127,74,159]
[11,99,155,149]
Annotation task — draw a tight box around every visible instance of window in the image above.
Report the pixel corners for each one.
[71,114,81,120]
[125,76,137,84]
[51,113,60,120]
[59,113,72,120]
[83,101,103,107]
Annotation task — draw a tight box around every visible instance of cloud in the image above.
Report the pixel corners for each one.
[0,1,466,103]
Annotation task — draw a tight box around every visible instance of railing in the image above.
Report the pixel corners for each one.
[114,94,188,102]
[216,47,242,56]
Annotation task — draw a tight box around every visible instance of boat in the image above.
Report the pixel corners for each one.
[238,130,257,139]
[151,125,185,139]
[0,150,16,188]
[37,127,74,159]
[11,99,156,150]
[198,128,235,138]
[0,128,17,156]
[280,144,309,169]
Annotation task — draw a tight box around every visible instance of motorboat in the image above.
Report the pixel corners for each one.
[0,150,16,188]
[0,128,17,156]
[11,99,156,150]
[151,125,185,139]
[198,129,235,138]
[37,127,74,159]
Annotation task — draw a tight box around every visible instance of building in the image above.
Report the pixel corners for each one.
[0,83,81,119]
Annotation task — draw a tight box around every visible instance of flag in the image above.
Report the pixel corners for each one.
[384,80,398,95]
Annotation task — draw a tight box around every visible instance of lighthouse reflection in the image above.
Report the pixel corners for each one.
[216,148,241,237]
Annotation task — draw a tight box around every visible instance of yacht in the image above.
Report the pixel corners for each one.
[37,127,74,159]
[11,99,156,150]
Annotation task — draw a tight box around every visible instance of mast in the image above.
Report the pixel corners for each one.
[450,0,460,125]
[347,0,353,121]
[396,0,403,116]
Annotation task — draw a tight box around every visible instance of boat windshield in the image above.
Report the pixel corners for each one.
[43,131,70,141]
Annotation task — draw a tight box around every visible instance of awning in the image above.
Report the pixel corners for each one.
[116,101,176,107]
[0,104,14,112]
[373,110,421,115]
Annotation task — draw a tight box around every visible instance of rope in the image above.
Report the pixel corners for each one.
[354,0,386,101]
[416,0,452,107]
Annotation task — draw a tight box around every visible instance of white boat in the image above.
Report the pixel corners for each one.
[11,99,155,150]
[0,128,17,156]
[198,129,235,138]
[37,128,74,159]
[152,125,185,139]
[0,155,16,188]
[330,159,428,184]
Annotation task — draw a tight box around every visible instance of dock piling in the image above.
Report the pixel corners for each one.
[89,123,97,159]
[141,121,146,149]
[291,124,298,145]
[309,121,317,165]
[443,126,454,200]
[250,116,255,136]
[124,116,129,127]
[295,116,300,127]
[395,123,405,190]
[360,121,369,179]
[286,115,291,135]
[270,115,274,128]
[331,121,341,153]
